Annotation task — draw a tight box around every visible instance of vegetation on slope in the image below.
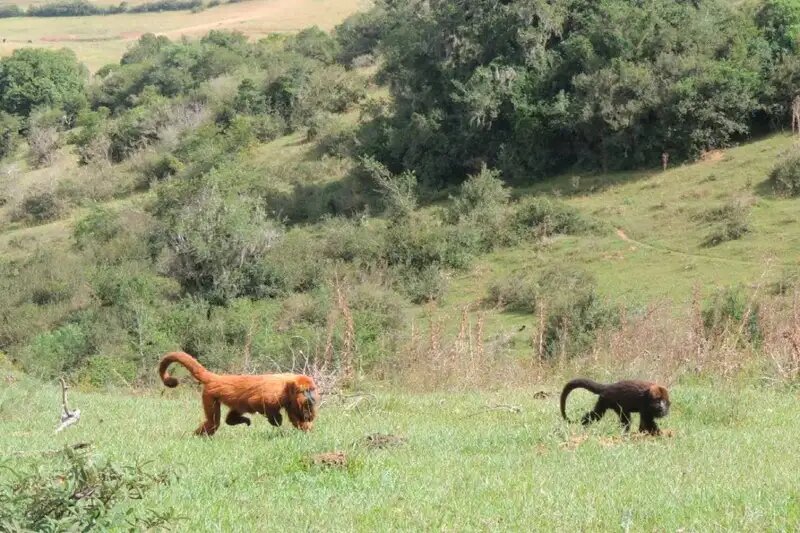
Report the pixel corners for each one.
[0,0,799,390]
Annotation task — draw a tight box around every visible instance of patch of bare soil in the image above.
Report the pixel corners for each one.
[561,429,676,450]
[699,149,725,162]
[364,433,406,450]
[310,451,347,467]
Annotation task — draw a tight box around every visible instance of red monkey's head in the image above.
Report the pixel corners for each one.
[290,375,319,430]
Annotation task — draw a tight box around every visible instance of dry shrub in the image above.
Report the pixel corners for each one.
[384,282,800,391]
[27,126,62,168]
[385,303,534,391]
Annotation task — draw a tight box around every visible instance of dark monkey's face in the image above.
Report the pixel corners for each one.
[649,385,670,418]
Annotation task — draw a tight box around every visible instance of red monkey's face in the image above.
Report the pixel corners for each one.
[293,376,319,426]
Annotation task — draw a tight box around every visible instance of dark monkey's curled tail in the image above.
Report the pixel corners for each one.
[560,378,607,422]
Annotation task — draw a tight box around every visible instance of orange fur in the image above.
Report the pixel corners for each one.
[159,351,319,436]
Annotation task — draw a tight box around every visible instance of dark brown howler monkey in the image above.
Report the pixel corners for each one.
[560,378,670,435]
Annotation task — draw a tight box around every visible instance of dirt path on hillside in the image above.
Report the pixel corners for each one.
[614,228,784,267]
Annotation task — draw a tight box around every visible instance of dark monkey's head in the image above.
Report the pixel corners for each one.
[648,385,670,418]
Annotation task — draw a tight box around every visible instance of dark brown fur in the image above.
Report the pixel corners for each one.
[159,351,319,436]
[560,378,670,435]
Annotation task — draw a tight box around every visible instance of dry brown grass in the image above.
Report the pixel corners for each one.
[376,283,800,392]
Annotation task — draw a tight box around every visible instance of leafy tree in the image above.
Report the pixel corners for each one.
[286,26,340,64]
[756,0,800,57]
[0,48,87,118]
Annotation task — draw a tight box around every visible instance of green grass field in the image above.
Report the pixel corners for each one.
[0,0,363,70]
[3,374,800,530]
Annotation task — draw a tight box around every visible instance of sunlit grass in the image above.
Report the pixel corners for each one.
[2,375,800,530]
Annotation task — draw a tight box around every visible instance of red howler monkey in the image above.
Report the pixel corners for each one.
[560,378,670,435]
[158,351,319,436]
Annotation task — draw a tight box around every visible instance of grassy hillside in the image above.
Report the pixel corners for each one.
[0,0,363,70]
[447,134,800,311]
[3,374,800,530]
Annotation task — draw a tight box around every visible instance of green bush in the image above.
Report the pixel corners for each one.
[395,264,448,304]
[485,271,538,313]
[21,323,93,378]
[73,205,122,249]
[251,113,287,142]
[0,447,177,531]
[150,160,283,303]
[286,26,341,65]
[702,198,751,246]
[80,353,137,386]
[319,217,386,269]
[385,212,479,272]
[702,285,762,346]
[769,148,800,197]
[537,267,617,359]
[512,197,596,239]
[143,152,185,181]
[334,7,389,67]
[449,165,512,249]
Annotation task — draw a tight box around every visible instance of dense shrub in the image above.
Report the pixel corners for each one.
[512,197,597,239]
[334,7,390,67]
[157,174,284,304]
[537,267,617,359]
[20,323,93,378]
[15,191,64,223]
[449,165,512,249]
[315,117,359,157]
[769,147,800,197]
[27,0,98,16]
[286,26,341,65]
[385,212,479,272]
[73,205,122,249]
[395,263,447,304]
[485,271,538,313]
[319,217,386,270]
[485,267,616,357]
[702,198,752,246]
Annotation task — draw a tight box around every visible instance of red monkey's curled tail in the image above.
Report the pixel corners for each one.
[158,351,215,388]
